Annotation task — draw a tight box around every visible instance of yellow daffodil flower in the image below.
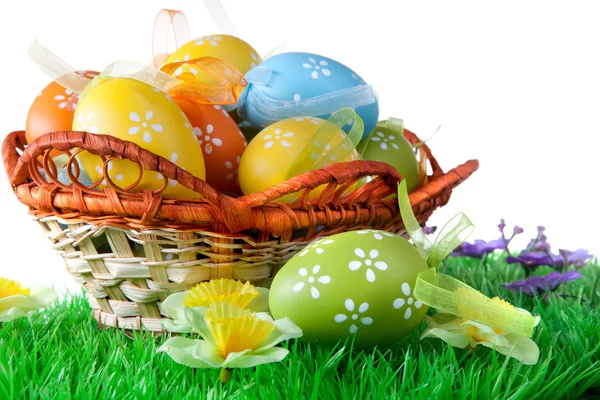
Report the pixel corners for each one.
[421,298,540,365]
[158,302,302,383]
[161,279,270,333]
[0,277,58,322]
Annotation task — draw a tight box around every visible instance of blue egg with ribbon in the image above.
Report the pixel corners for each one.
[237,52,379,139]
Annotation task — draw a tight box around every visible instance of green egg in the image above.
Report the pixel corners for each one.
[269,229,429,348]
[359,120,419,192]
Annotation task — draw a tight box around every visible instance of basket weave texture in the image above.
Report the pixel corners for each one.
[2,129,478,332]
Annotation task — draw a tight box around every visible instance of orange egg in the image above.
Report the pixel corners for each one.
[175,100,248,195]
[25,70,99,156]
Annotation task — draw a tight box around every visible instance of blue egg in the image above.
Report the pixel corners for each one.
[240,52,379,139]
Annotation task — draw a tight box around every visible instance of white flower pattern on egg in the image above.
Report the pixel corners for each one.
[292,265,331,299]
[76,113,98,134]
[128,111,163,143]
[310,142,336,162]
[302,57,332,80]
[195,35,221,47]
[392,282,423,320]
[299,238,335,257]
[333,299,373,334]
[214,104,231,118]
[95,161,114,186]
[54,89,78,111]
[348,248,388,283]
[370,131,400,151]
[196,124,222,155]
[263,129,294,149]
[356,230,395,241]
[225,156,241,181]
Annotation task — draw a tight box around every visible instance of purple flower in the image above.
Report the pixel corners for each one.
[503,271,583,296]
[423,226,437,235]
[507,248,593,270]
[561,249,594,268]
[525,226,551,253]
[452,238,506,258]
[498,219,506,233]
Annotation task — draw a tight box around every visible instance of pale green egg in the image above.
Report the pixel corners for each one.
[269,229,429,348]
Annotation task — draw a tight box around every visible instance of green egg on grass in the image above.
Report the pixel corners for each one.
[269,229,429,348]
[358,120,419,192]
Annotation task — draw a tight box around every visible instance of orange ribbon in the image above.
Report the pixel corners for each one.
[152,9,191,68]
[160,57,247,104]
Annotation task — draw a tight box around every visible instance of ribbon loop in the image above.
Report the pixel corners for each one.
[161,57,248,104]
[397,179,473,268]
[428,213,475,268]
[152,9,191,68]
[27,40,90,95]
[398,179,434,259]
[414,268,540,337]
[203,0,239,37]
[280,108,363,203]
[29,40,247,106]
[241,84,377,129]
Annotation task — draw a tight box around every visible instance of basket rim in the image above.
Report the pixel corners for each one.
[2,129,479,235]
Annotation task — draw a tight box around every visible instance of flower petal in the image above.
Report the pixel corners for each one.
[247,287,270,313]
[0,286,58,322]
[183,307,213,341]
[227,347,290,369]
[158,337,220,368]
[310,286,320,299]
[420,327,473,348]
[348,261,362,271]
[499,334,540,365]
[161,318,192,333]
[253,317,303,353]
[160,291,189,331]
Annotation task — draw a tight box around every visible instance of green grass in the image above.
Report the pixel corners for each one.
[1,255,599,399]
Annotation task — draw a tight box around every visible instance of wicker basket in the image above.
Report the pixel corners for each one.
[2,129,478,332]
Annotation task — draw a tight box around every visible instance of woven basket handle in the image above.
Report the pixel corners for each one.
[3,130,222,201]
[2,131,410,232]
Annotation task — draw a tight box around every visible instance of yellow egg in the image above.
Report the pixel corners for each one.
[162,34,261,84]
[238,116,360,198]
[73,77,206,199]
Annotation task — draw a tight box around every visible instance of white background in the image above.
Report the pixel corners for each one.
[0,1,598,295]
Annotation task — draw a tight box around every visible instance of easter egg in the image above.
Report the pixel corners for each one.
[269,230,429,348]
[162,34,261,85]
[175,100,247,194]
[73,78,206,199]
[359,122,419,192]
[238,116,360,197]
[25,70,99,156]
[241,52,379,138]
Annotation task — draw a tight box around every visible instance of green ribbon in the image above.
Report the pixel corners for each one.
[397,179,473,268]
[414,268,541,337]
[287,108,364,179]
[397,180,540,338]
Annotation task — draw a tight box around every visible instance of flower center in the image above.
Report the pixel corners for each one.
[183,279,259,308]
[205,303,275,358]
[365,259,372,266]
[0,277,30,299]
[352,314,358,320]
[308,277,315,283]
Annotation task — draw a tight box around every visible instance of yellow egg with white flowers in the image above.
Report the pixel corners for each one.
[238,116,361,199]
[73,77,206,199]
[162,34,261,84]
